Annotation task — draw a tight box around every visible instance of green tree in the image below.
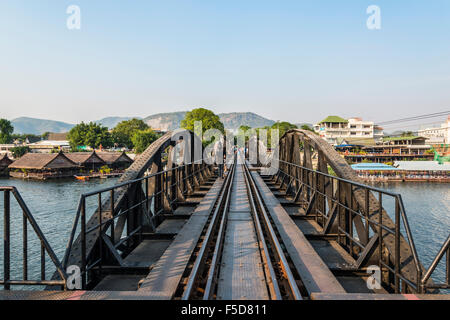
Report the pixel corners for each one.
[401,131,414,137]
[181,108,225,147]
[0,119,14,144]
[112,118,149,148]
[300,124,316,133]
[41,132,50,140]
[238,125,251,132]
[11,133,41,143]
[271,121,298,138]
[68,122,113,149]
[10,146,30,158]
[132,129,159,153]
[181,108,225,135]
[236,125,254,146]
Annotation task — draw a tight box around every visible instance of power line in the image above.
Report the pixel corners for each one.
[377,111,450,125]
[382,120,445,130]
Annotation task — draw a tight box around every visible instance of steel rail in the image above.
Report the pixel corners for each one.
[203,157,237,299]
[242,161,282,300]
[181,159,236,300]
[243,161,303,300]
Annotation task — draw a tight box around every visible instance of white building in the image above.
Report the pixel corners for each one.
[27,140,71,153]
[417,116,450,144]
[0,144,18,158]
[314,116,384,145]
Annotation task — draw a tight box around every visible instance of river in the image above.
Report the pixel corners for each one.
[368,181,449,286]
[0,177,448,290]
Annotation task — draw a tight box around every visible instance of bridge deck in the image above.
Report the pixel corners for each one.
[251,170,346,294]
[137,178,224,298]
[216,165,269,300]
[0,290,447,301]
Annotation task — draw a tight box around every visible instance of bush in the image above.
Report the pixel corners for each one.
[132,129,159,153]
[99,165,111,174]
[11,146,30,158]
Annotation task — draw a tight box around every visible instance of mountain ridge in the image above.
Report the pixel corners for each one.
[9,112,284,134]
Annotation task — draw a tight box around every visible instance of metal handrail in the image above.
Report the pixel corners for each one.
[62,159,212,289]
[273,159,424,292]
[421,235,450,291]
[396,195,422,289]
[62,160,209,269]
[0,187,67,290]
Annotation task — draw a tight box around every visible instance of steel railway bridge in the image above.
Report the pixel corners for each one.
[0,130,449,300]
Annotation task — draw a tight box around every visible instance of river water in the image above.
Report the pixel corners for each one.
[368,181,449,286]
[0,177,448,290]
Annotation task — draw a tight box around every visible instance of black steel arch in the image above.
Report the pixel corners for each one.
[271,129,428,293]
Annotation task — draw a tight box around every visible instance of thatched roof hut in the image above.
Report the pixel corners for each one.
[9,152,78,170]
[0,154,13,168]
[65,151,106,167]
[97,151,133,167]
[47,132,69,141]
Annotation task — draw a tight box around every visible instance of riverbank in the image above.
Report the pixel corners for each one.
[352,161,450,183]
[0,177,120,283]
[358,175,450,182]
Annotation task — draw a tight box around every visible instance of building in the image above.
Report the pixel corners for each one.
[337,136,434,163]
[65,152,106,171]
[380,136,430,153]
[47,132,69,141]
[351,161,449,182]
[0,144,18,158]
[353,136,433,162]
[418,116,450,144]
[0,154,14,176]
[96,151,133,170]
[394,160,450,171]
[8,152,79,180]
[28,140,71,153]
[374,126,384,140]
[314,116,383,145]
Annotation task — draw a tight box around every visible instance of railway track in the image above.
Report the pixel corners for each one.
[175,155,305,300]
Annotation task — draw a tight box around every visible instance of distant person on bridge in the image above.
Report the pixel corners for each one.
[213,137,225,179]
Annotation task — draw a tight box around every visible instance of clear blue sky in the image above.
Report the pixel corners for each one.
[0,0,449,125]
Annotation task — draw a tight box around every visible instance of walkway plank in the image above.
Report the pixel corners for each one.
[137,179,224,299]
[217,166,269,300]
[251,171,346,294]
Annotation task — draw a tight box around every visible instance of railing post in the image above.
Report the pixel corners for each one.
[40,242,45,281]
[395,197,400,293]
[378,192,383,280]
[447,246,450,287]
[314,171,319,222]
[110,189,115,244]
[23,209,28,281]
[98,193,102,277]
[337,180,341,245]
[446,246,449,287]
[81,196,87,289]
[348,184,353,256]
[364,188,370,245]
[3,190,10,290]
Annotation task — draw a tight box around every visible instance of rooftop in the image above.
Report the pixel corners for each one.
[47,132,69,141]
[9,152,77,170]
[336,137,377,147]
[319,116,348,124]
[65,152,105,165]
[96,151,133,164]
[393,161,450,171]
[28,140,70,147]
[383,136,425,142]
[0,154,13,166]
[351,163,398,171]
